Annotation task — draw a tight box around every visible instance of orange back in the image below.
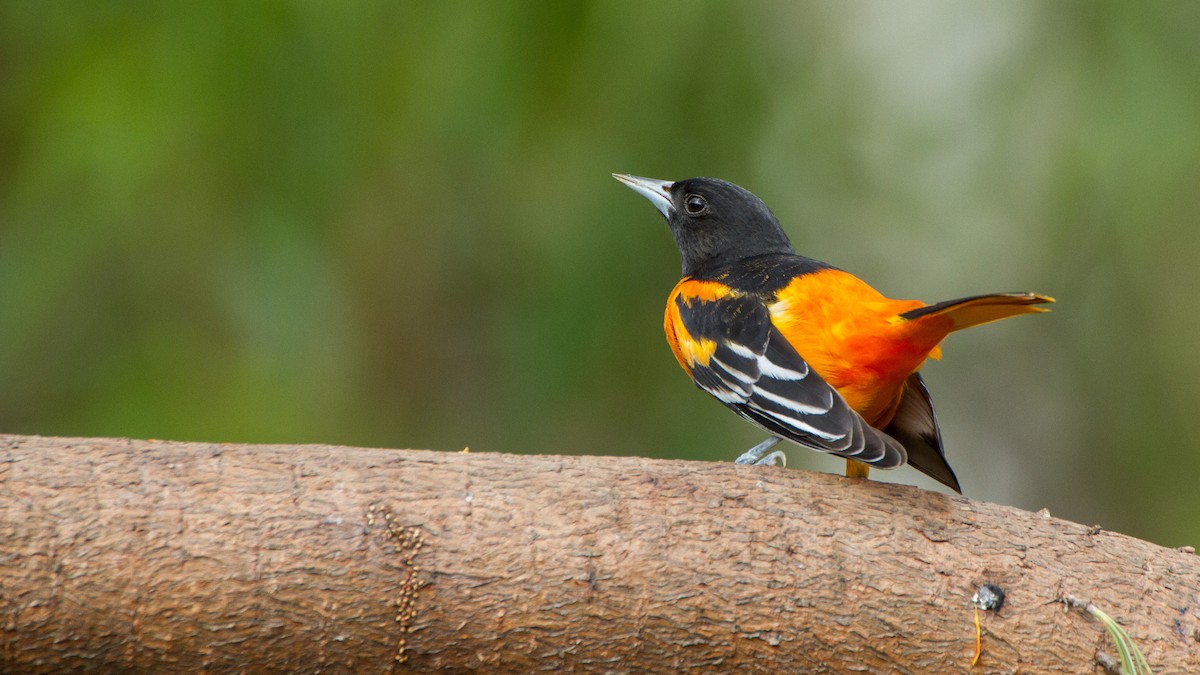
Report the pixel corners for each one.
[766,269,952,426]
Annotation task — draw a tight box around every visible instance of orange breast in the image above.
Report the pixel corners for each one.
[767,269,952,426]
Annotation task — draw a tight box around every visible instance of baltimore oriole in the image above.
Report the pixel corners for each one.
[614,174,1053,493]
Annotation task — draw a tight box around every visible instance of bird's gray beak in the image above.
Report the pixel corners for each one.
[613,174,674,218]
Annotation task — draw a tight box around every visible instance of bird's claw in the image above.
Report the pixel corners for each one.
[735,437,784,466]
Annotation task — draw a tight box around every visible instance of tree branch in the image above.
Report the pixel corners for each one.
[1,434,1197,672]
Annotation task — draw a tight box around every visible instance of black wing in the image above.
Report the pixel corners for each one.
[882,373,961,492]
[678,294,907,468]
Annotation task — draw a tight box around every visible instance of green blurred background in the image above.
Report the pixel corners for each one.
[3,2,1199,546]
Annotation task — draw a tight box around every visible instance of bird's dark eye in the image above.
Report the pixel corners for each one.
[684,194,708,215]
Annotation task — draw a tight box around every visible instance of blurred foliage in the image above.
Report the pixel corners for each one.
[2,2,1199,546]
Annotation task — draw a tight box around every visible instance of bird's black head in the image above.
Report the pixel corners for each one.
[613,174,795,277]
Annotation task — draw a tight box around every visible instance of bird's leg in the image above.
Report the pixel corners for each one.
[845,459,870,480]
[734,437,785,466]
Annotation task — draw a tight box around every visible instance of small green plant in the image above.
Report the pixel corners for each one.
[1087,604,1153,675]
[1062,595,1153,675]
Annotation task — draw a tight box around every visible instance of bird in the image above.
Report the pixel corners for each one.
[613,174,1053,493]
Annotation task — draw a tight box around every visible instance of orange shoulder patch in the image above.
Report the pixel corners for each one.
[663,279,732,372]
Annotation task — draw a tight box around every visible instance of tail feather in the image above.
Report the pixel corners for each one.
[900,292,1054,332]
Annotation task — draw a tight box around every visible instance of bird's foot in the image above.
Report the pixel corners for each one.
[734,437,785,467]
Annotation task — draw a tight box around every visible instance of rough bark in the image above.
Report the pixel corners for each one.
[1,434,1197,673]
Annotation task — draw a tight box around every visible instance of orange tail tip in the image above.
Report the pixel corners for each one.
[900,292,1055,332]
